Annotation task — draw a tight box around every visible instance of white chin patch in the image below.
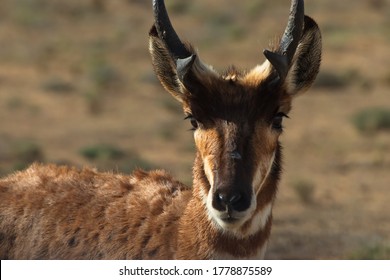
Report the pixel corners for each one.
[203,151,276,237]
[205,189,256,236]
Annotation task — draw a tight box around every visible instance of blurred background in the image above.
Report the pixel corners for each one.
[0,0,389,259]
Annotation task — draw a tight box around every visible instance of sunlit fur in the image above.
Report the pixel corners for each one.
[193,114,281,239]
[0,2,321,260]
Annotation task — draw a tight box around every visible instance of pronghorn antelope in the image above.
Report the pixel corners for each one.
[0,0,321,259]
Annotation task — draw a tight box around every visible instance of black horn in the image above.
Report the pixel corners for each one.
[153,0,192,60]
[263,0,304,79]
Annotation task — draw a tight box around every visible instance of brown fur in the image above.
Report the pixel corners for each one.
[0,161,275,259]
[0,0,321,260]
[0,164,192,259]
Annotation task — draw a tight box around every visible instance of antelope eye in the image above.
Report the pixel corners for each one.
[190,118,198,130]
[272,112,288,131]
[185,115,199,130]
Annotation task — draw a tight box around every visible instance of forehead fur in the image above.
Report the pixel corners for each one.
[183,66,290,123]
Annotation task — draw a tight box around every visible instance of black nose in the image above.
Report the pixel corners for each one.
[218,192,241,205]
[213,189,250,212]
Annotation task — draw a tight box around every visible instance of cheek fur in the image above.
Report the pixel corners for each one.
[251,125,279,192]
[203,155,216,188]
[194,129,220,188]
[252,151,276,194]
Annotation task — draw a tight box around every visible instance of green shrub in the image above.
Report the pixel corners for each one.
[118,157,155,174]
[383,71,390,87]
[292,180,315,205]
[349,244,390,260]
[11,141,44,171]
[79,145,154,173]
[314,69,371,90]
[89,63,121,90]
[42,77,75,94]
[245,0,266,20]
[313,71,350,89]
[83,48,122,115]
[352,108,390,133]
[11,0,50,27]
[6,97,24,110]
[80,144,126,161]
[166,1,192,14]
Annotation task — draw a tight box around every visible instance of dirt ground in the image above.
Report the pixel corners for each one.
[0,0,389,259]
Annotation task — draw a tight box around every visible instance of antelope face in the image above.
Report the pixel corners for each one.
[149,0,321,232]
[184,70,288,229]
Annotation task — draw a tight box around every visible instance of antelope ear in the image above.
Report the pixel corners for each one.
[149,25,185,103]
[285,16,322,96]
[149,25,218,104]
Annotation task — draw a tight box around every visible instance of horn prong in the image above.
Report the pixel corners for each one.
[264,0,305,80]
[177,55,197,81]
[263,50,288,79]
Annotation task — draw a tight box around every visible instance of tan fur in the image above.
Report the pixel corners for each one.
[0,164,192,259]
[242,61,273,87]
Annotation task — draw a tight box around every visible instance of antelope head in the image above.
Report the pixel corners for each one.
[149,0,321,235]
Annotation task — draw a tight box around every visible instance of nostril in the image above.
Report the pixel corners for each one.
[213,189,250,212]
[217,192,242,207]
[213,190,250,212]
[229,193,242,205]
